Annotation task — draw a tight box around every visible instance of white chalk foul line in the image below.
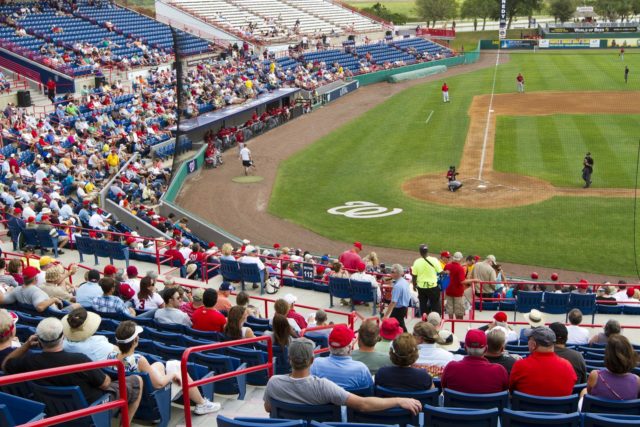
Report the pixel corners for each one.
[478,49,502,182]
[425,110,434,124]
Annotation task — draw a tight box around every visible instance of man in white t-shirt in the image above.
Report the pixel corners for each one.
[566,309,590,345]
[350,261,381,303]
[239,145,255,176]
[239,246,269,289]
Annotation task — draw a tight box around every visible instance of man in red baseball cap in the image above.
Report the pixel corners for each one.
[441,329,508,394]
[339,242,363,273]
[310,324,373,390]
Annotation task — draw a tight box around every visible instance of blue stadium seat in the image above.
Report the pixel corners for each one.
[193,353,247,398]
[268,398,342,424]
[566,293,596,323]
[582,413,640,427]
[74,235,98,264]
[374,386,440,407]
[443,389,509,412]
[221,260,242,283]
[226,346,271,386]
[510,392,579,413]
[239,263,265,295]
[501,409,580,427]
[423,404,499,427]
[328,277,351,307]
[0,391,45,426]
[595,303,623,314]
[219,417,304,426]
[350,280,378,315]
[542,292,569,314]
[514,292,543,321]
[30,383,110,427]
[582,394,640,415]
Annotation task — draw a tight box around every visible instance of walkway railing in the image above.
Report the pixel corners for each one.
[0,359,129,427]
[180,336,273,427]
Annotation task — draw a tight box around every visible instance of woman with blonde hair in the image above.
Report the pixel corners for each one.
[220,243,235,261]
[364,252,380,273]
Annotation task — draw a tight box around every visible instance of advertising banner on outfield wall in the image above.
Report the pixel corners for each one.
[538,39,599,48]
[324,80,359,103]
[607,38,640,47]
[548,26,638,33]
[499,39,537,49]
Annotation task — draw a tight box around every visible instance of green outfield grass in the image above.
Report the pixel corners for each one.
[495,114,640,188]
[269,51,640,276]
[345,0,418,20]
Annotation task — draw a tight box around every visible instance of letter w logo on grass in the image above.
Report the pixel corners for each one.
[327,201,403,219]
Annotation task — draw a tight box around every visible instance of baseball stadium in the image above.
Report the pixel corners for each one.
[0,0,639,425]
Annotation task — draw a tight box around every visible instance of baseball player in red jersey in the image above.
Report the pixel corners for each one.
[442,82,449,102]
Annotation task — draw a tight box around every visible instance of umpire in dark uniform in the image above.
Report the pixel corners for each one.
[582,152,594,188]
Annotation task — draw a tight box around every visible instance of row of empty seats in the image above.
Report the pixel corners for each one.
[170,0,383,39]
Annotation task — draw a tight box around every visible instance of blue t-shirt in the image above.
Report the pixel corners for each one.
[310,355,373,390]
[391,278,412,308]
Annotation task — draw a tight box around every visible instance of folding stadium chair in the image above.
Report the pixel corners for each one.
[542,292,570,314]
[350,279,378,315]
[501,409,581,427]
[566,293,597,323]
[514,292,543,322]
[328,276,351,308]
[239,262,265,295]
[225,346,271,386]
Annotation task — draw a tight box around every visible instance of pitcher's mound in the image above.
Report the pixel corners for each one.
[402,171,556,209]
[232,176,264,183]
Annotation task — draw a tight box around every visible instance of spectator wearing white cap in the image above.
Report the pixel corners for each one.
[350,261,381,305]
[239,245,268,289]
[283,293,308,330]
[0,310,19,365]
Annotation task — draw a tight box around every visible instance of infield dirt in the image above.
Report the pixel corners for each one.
[403,91,640,209]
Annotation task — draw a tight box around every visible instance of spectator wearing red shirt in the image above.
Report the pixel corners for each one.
[180,287,204,319]
[163,240,185,266]
[283,293,307,330]
[192,289,226,332]
[46,78,56,102]
[339,242,363,273]
[441,329,508,394]
[444,252,474,320]
[509,327,577,396]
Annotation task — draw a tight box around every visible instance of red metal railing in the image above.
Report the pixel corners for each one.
[180,336,273,427]
[0,359,129,427]
[300,323,339,355]
[0,54,42,89]
[442,318,640,334]
[472,281,640,316]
